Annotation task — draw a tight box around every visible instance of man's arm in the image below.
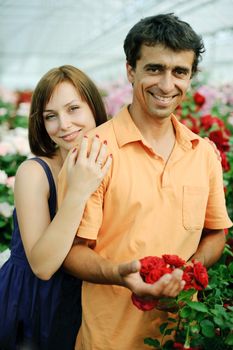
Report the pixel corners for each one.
[63,242,185,298]
[189,228,226,268]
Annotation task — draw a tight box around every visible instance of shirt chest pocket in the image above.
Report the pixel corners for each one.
[182,186,208,230]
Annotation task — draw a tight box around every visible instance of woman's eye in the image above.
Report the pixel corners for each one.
[70,105,79,112]
[44,114,56,120]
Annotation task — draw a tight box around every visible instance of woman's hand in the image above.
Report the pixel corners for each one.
[66,135,112,200]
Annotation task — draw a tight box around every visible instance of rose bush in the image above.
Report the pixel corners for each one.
[136,253,233,349]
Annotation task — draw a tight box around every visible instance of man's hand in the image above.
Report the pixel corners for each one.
[117,260,185,299]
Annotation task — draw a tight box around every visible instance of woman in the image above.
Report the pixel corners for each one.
[0,65,111,350]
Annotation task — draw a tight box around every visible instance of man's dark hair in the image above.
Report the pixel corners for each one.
[123,13,205,76]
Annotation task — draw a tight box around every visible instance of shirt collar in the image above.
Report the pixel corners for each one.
[112,106,143,148]
[112,106,200,150]
[171,114,200,150]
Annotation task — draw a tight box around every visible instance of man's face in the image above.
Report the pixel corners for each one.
[127,44,194,120]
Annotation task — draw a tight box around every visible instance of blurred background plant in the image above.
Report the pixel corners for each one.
[0,88,31,251]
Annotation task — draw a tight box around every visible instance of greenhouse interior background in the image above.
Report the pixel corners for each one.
[0,1,233,348]
[0,0,233,89]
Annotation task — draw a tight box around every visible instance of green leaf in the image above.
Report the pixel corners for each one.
[186,301,209,313]
[226,333,233,345]
[213,316,224,327]
[159,322,168,334]
[144,337,160,348]
[178,289,196,302]
[190,324,200,334]
[164,328,173,336]
[228,262,233,273]
[200,320,215,338]
[180,306,192,318]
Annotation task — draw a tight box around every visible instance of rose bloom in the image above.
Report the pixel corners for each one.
[132,255,208,311]
[140,256,166,277]
[209,130,230,153]
[193,91,206,106]
[131,294,158,311]
[201,114,225,131]
[193,261,208,290]
[163,254,186,268]
[145,266,172,284]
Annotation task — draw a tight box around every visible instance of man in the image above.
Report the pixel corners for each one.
[58,14,232,350]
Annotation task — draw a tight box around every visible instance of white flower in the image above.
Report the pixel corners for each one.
[0,202,14,218]
[0,141,16,155]
[0,107,8,116]
[0,170,8,184]
[0,127,30,156]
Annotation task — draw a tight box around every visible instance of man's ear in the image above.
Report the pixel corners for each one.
[126,62,135,84]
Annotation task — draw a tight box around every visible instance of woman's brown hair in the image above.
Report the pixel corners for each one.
[29,65,107,157]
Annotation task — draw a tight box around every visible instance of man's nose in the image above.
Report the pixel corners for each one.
[157,72,174,93]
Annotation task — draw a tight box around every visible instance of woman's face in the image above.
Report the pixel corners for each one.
[43,81,96,154]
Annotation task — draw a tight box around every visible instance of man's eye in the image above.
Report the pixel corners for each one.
[175,69,189,77]
[147,67,160,72]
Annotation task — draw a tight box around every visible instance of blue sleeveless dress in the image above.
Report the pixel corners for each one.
[0,158,82,350]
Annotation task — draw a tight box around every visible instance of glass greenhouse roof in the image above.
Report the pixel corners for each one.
[0,0,233,89]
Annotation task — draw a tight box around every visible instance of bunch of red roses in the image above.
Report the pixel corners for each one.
[132,254,208,311]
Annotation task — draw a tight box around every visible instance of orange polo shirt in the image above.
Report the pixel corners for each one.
[58,106,232,350]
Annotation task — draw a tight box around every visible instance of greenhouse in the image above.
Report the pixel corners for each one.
[0,1,233,349]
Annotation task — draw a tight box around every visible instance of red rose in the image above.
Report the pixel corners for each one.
[131,293,158,311]
[163,254,186,268]
[139,256,166,281]
[193,261,208,289]
[182,265,194,290]
[201,115,225,131]
[209,130,230,152]
[193,92,206,106]
[219,151,230,172]
[182,262,208,291]
[132,255,208,311]
[145,266,172,284]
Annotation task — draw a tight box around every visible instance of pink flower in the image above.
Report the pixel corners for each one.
[6,176,15,189]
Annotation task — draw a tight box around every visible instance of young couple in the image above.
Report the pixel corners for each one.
[0,13,231,350]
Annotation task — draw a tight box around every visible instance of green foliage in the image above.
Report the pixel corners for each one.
[144,248,233,349]
[0,154,27,177]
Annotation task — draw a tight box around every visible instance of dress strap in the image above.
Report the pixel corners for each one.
[29,157,57,219]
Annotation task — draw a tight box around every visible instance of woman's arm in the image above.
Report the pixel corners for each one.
[15,136,111,280]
